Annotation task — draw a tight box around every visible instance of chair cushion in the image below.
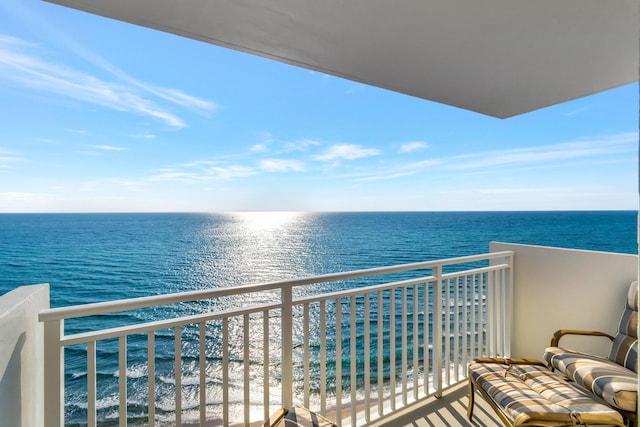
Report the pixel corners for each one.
[607,281,638,372]
[544,347,637,412]
[469,361,624,426]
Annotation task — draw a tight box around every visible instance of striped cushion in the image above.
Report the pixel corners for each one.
[607,281,638,372]
[469,361,624,426]
[282,406,336,427]
[545,347,637,412]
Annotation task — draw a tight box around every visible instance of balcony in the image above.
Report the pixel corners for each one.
[2,242,637,427]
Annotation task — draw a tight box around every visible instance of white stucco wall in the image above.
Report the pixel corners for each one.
[490,242,637,359]
[0,284,49,427]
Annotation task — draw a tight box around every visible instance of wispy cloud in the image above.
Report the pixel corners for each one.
[354,171,416,182]
[282,139,321,153]
[313,144,381,161]
[259,159,306,172]
[0,35,216,128]
[444,133,637,171]
[131,132,156,140]
[0,147,23,168]
[150,163,257,183]
[92,145,128,151]
[104,178,144,191]
[399,141,428,153]
[251,132,276,152]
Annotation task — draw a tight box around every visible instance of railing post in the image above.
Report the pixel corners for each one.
[43,319,64,427]
[505,253,514,357]
[281,286,294,409]
[432,266,443,398]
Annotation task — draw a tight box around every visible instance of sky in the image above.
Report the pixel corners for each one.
[0,1,638,213]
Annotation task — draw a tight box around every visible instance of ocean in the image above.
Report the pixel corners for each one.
[0,211,637,425]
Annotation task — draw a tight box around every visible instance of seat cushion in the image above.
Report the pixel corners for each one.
[544,347,637,412]
[469,361,624,426]
[607,280,638,372]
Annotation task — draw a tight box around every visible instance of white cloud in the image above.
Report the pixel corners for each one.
[0,150,23,167]
[404,159,441,169]
[354,171,416,182]
[313,144,381,161]
[131,132,156,140]
[93,145,128,151]
[251,143,269,152]
[282,139,321,153]
[206,165,257,179]
[400,141,428,153]
[445,133,637,171]
[151,163,257,183]
[0,191,57,211]
[259,159,306,172]
[251,132,277,152]
[0,35,216,129]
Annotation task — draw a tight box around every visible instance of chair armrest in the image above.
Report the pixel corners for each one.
[550,329,615,347]
[269,408,287,427]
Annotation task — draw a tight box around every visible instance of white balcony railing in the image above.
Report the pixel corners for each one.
[39,251,513,427]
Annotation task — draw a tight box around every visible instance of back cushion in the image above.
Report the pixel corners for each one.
[608,281,638,372]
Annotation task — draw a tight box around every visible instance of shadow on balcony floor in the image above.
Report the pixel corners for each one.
[367,381,502,427]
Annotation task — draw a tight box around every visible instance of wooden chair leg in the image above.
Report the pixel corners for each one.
[467,377,475,420]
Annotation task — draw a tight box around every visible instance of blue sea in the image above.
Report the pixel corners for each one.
[0,211,637,425]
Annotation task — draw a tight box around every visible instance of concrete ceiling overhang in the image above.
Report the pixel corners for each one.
[44,0,639,118]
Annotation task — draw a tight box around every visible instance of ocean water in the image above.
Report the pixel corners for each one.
[0,211,637,425]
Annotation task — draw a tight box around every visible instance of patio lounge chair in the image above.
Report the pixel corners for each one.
[544,281,638,426]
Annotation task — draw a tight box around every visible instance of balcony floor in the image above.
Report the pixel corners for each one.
[368,381,502,427]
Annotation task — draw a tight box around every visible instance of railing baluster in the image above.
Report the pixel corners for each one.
[223,318,229,427]
[364,293,371,423]
[501,267,508,356]
[281,286,294,410]
[496,269,503,356]
[335,297,342,426]
[303,303,310,408]
[87,340,97,427]
[263,310,270,426]
[482,272,487,357]
[462,275,469,370]
[433,266,443,398]
[119,336,127,427]
[444,278,451,386]
[423,282,429,396]
[401,286,408,406]
[454,277,460,382]
[412,284,419,402]
[244,314,250,426]
[350,295,357,427]
[389,288,396,410]
[174,326,181,426]
[488,270,495,357]
[148,331,155,427]
[200,322,206,427]
[320,300,327,416]
[470,274,477,361]
[377,291,383,418]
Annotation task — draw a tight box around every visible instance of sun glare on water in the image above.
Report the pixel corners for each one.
[233,211,307,233]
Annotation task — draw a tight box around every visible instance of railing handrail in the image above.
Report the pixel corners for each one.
[61,301,281,346]
[54,262,510,347]
[39,251,513,322]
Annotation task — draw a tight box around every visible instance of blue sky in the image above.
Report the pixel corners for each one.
[0,1,638,212]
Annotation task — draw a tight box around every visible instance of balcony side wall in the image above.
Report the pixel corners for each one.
[0,284,49,427]
[490,242,637,359]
